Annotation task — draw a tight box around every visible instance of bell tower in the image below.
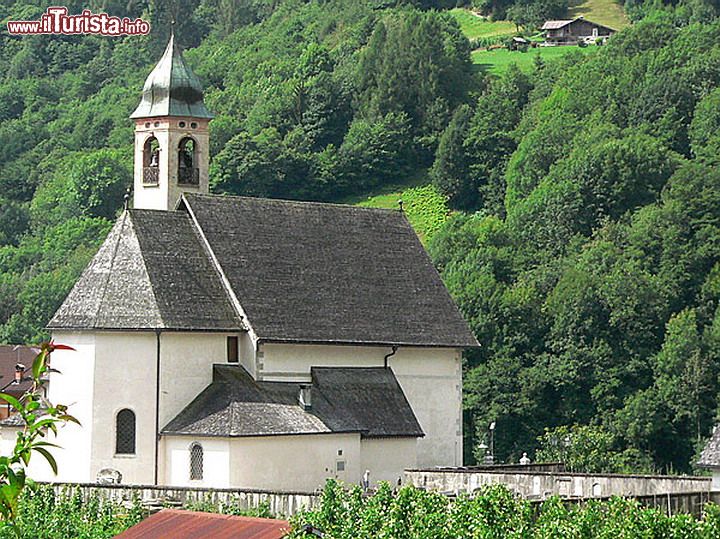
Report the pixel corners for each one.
[130,34,214,210]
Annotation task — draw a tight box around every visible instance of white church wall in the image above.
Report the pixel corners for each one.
[44,331,98,483]
[164,436,230,488]
[158,332,234,429]
[90,332,157,485]
[360,437,418,488]
[228,433,361,492]
[259,343,463,468]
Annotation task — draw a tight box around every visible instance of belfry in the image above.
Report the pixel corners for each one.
[130,34,213,210]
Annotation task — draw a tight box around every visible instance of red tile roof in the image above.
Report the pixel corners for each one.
[0,345,36,396]
[113,509,290,539]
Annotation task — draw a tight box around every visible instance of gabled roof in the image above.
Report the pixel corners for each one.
[113,509,289,539]
[50,193,477,348]
[48,210,240,332]
[699,425,720,468]
[162,364,424,439]
[542,17,616,31]
[182,194,479,348]
[542,20,574,30]
[130,34,214,119]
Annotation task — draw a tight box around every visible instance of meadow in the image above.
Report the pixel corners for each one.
[472,44,598,74]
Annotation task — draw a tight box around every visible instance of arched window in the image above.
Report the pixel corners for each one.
[143,137,160,185]
[178,137,199,185]
[115,409,136,455]
[189,442,203,480]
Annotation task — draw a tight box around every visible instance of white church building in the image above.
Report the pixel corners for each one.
[6,35,478,492]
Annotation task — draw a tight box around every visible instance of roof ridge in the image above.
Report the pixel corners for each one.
[185,192,404,215]
[181,194,252,335]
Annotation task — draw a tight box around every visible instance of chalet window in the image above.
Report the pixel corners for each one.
[190,442,203,480]
[227,336,239,363]
[115,409,136,455]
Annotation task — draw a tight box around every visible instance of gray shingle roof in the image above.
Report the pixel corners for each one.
[183,194,478,348]
[162,365,424,439]
[699,425,720,468]
[48,210,240,332]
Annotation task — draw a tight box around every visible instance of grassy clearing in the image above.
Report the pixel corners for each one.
[568,0,630,30]
[350,180,451,244]
[449,8,516,40]
[472,45,598,75]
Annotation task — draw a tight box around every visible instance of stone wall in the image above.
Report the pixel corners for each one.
[44,482,320,517]
[405,468,712,500]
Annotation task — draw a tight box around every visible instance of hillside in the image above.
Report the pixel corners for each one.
[448,8,516,40]
[569,0,631,30]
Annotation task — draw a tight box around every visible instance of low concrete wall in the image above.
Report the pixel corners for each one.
[405,469,712,500]
[44,482,320,517]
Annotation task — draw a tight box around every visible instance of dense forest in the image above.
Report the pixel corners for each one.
[1,0,720,473]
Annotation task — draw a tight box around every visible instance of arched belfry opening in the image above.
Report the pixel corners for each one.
[178,137,199,185]
[143,136,160,185]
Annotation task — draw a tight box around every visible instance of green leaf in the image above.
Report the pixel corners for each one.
[33,447,58,475]
[0,394,22,412]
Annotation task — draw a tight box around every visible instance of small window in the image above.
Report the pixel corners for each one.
[336,460,345,472]
[190,442,203,480]
[227,336,238,363]
[115,409,136,455]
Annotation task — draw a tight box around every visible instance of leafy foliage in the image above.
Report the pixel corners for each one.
[0,485,144,539]
[287,480,720,538]
[0,343,79,527]
[431,15,720,471]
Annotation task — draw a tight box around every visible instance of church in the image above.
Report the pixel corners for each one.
[16,35,477,491]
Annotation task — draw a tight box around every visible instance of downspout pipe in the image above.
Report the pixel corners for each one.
[383,345,398,369]
[154,330,161,485]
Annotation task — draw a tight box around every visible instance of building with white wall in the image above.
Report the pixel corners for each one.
[5,34,478,492]
[699,426,720,491]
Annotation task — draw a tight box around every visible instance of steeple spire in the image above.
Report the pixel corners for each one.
[130,34,213,120]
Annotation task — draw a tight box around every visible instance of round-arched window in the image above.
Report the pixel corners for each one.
[189,442,203,480]
[115,409,136,455]
[143,137,160,185]
[178,137,199,186]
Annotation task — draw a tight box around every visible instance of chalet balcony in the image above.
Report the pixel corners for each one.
[143,166,159,185]
[178,167,200,186]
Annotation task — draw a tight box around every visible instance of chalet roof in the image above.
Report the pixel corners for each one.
[541,17,616,31]
[113,509,289,539]
[161,365,424,439]
[698,425,720,468]
[542,19,574,29]
[130,34,214,119]
[182,194,479,348]
[48,210,240,332]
